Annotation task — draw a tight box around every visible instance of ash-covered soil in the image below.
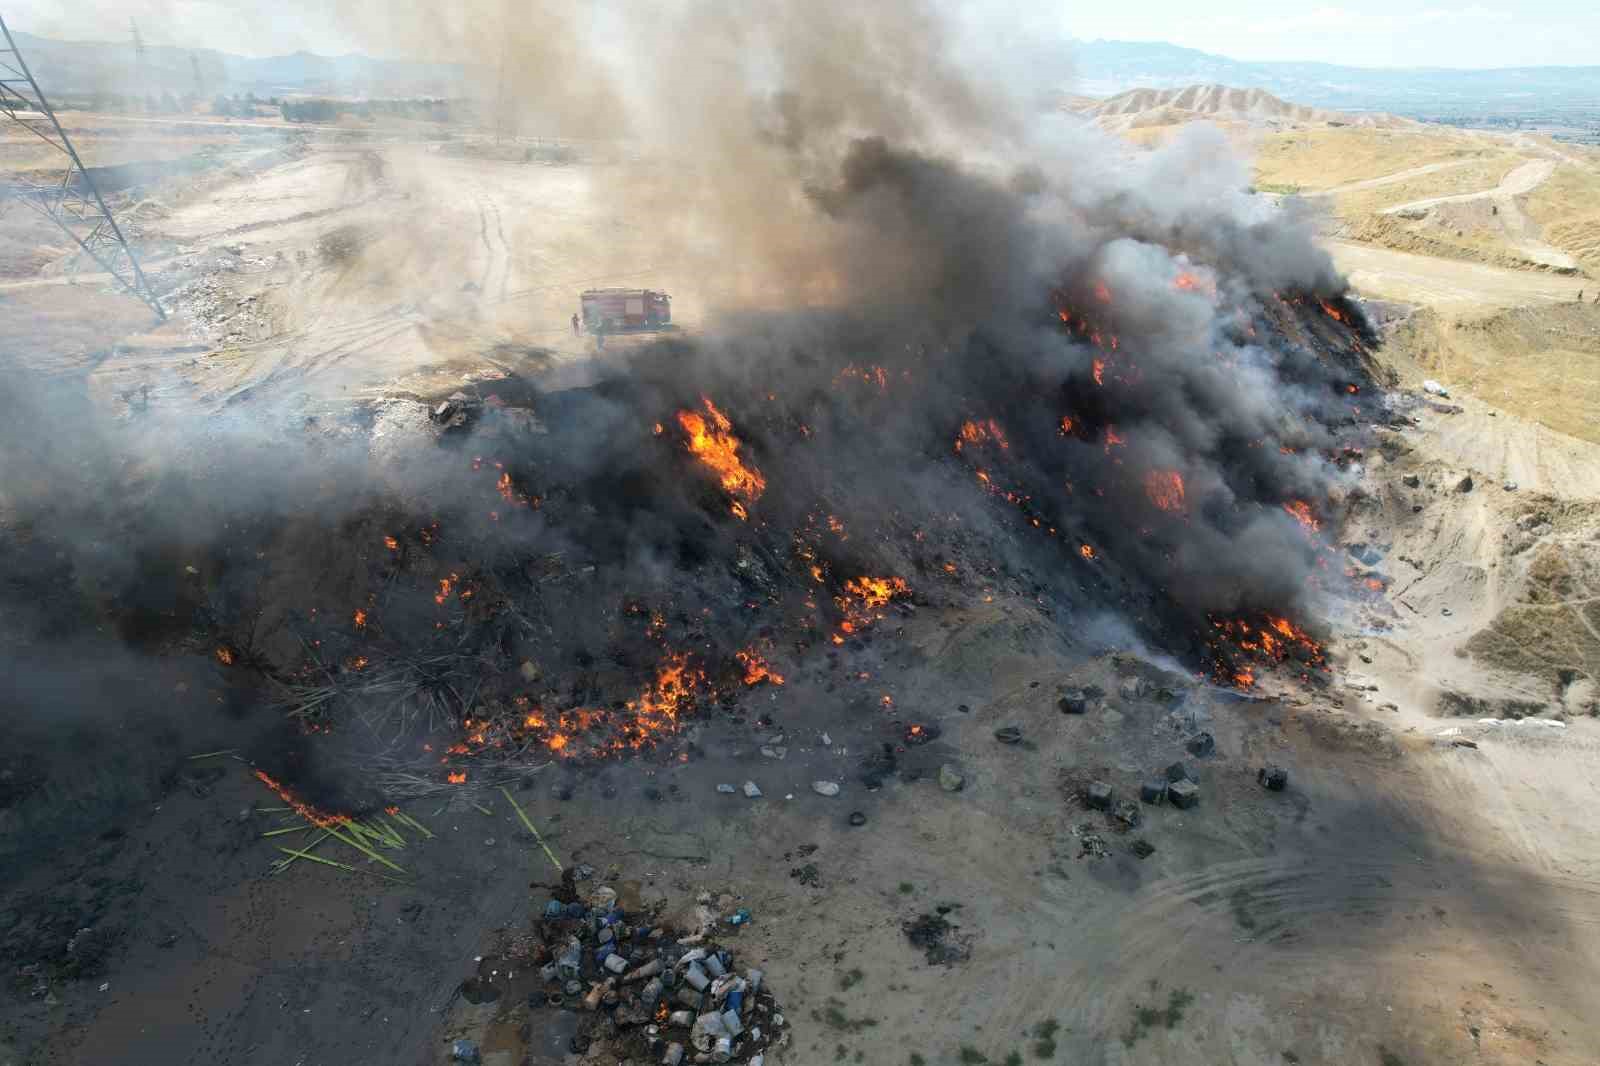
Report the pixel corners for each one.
[5,568,1597,1066]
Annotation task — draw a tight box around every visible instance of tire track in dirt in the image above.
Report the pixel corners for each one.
[1019,843,1600,1061]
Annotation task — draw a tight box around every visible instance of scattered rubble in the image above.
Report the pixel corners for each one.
[507,873,786,1066]
[1058,687,1096,714]
[903,911,972,966]
[1167,779,1200,809]
[938,764,966,792]
[430,391,481,431]
[1257,766,1289,791]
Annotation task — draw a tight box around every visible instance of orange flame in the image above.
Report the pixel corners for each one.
[1209,612,1326,688]
[835,364,892,391]
[353,609,367,629]
[954,418,1009,453]
[1092,359,1105,386]
[1282,500,1322,533]
[435,574,456,605]
[446,771,467,784]
[844,576,910,608]
[215,646,235,666]
[832,576,910,644]
[254,769,348,828]
[736,647,786,687]
[1058,416,1074,436]
[677,397,766,511]
[1079,544,1096,560]
[383,535,399,551]
[1143,469,1186,513]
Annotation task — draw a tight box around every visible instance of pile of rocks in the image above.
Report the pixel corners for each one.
[529,883,783,1065]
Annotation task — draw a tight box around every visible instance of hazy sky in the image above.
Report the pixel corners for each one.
[3,0,1596,69]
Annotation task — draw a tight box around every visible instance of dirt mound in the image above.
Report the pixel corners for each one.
[1384,302,1600,445]
[1340,213,1579,275]
[1464,501,1600,702]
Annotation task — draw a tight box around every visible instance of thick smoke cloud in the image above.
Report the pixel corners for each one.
[0,0,1371,819]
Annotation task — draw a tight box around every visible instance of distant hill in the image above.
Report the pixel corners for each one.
[6,28,1597,120]
[1069,84,1415,132]
[6,29,465,99]
[1069,40,1600,119]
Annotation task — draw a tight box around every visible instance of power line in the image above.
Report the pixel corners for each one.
[0,13,165,320]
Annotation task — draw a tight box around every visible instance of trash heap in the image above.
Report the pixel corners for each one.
[531,882,784,1066]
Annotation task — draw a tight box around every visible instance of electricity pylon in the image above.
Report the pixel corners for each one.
[0,13,165,320]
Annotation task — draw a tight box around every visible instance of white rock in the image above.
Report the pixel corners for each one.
[742,781,762,798]
[811,780,841,797]
[1422,379,1449,397]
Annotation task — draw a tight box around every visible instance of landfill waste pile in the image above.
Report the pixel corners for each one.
[509,872,781,1065]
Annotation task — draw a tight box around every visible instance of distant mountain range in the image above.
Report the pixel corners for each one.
[1066,40,1600,117]
[6,28,1597,119]
[6,29,465,99]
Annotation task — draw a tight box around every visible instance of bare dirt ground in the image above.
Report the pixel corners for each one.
[1327,240,1588,310]
[4,119,1600,1066]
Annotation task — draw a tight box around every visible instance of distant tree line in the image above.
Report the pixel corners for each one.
[211,92,275,117]
[279,98,460,124]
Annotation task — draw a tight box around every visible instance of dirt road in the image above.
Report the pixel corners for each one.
[1329,238,1588,310]
[1301,158,1479,198]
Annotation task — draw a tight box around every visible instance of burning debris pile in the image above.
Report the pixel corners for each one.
[489,874,783,1065]
[4,126,1382,804]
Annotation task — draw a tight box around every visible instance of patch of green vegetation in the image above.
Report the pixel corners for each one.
[1379,1049,1406,1066]
[835,1042,849,1062]
[838,967,865,991]
[909,1054,926,1066]
[815,997,879,1034]
[959,1048,988,1065]
[1120,985,1195,1047]
[898,882,915,894]
[1004,1052,1023,1066]
[1032,1018,1060,1058]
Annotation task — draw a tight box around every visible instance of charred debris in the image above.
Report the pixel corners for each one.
[190,278,1381,790]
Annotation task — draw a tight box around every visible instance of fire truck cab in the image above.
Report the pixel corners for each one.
[580,288,672,333]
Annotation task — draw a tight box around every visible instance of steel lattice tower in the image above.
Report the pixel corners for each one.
[0,13,165,319]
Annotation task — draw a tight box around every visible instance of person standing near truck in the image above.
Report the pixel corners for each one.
[571,312,580,336]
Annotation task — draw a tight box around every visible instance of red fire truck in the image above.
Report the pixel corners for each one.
[579,288,672,333]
